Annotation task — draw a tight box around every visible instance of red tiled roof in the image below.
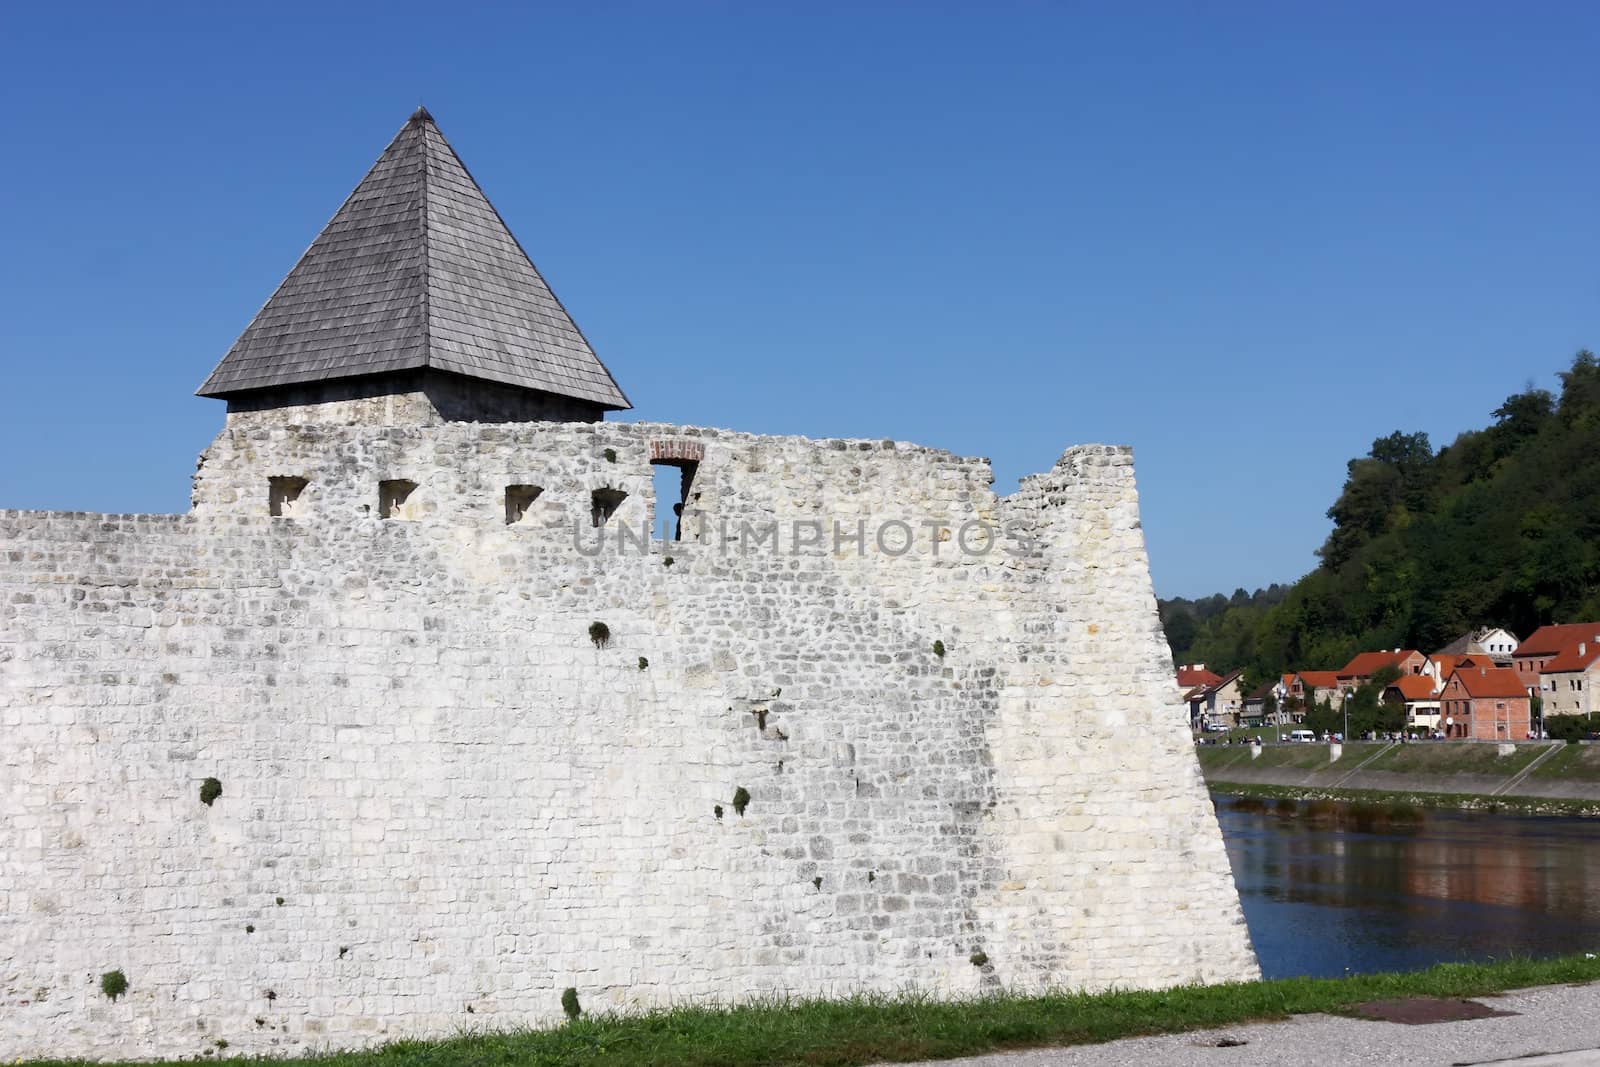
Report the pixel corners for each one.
[1338,650,1422,678]
[1542,643,1600,674]
[1517,623,1600,657]
[1429,654,1483,679]
[1448,666,1529,699]
[1296,670,1341,689]
[1176,666,1222,688]
[1385,675,1438,701]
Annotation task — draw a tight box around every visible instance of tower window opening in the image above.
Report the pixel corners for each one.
[268,476,308,518]
[379,479,419,520]
[591,488,627,527]
[651,460,698,540]
[505,484,543,525]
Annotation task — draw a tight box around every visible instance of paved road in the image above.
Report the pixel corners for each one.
[889,982,1600,1067]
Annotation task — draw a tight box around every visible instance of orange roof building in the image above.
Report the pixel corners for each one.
[1539,640,1600,719]
[1451,666,1530,699]
[1513,623,1600,688]
[1440,665,1532,740]
[1386,675,1438,701]
[1542,643,1600,675]
[1383,674,1444,731]
[1336,649,1427,687]
[1176,664,1223,689]
[1517,623,1600,657]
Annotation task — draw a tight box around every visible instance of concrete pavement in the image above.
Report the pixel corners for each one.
[890,981,1600,1067]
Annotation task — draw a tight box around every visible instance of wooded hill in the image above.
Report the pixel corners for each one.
[1161,351,1600,690]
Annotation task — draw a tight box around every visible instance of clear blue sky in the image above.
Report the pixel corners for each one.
[1,2,1595,598]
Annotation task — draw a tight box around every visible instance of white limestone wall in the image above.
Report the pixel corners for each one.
[0,422,1255,1061]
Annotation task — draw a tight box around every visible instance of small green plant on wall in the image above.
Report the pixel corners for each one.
[732,786,751,816]
[589,621,610,649]
[933,639,946,659]
[100,969,128,1001]
[561,987,582,1021]
[199,777,222,806]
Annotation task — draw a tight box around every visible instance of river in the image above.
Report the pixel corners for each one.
[1213,793,1600,978]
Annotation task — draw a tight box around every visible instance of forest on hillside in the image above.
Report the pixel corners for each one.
[1160,351,1600,691]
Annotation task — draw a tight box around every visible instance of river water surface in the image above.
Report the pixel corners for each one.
[1213,793,1600,978]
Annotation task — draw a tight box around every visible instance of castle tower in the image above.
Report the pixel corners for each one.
[197,108,630,425]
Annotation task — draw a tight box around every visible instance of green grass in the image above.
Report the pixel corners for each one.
[23,956,1600,1067]
[1363,742,1550,777]
[1210,780,1600,817]
[1194,745,1254,773]
[1530,744,1600,782]
[1196,742,1379,774]
[1212,725,1280,744]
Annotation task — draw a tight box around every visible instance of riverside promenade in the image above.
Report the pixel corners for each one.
[895,981,1600,1066]
[1198,739,1600,808]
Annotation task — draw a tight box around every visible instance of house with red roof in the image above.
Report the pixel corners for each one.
[1289,670,1342,711]
[1514,623,1600,689]
[1335,649,1427,692]
[1382,674,1443,732]
[1242,681,1279,726]
[1185,668,1245,731]
[1538,639,1600,719]
[1439,665,1532,740]
[1423,653,1485,692]
[1176,664,1223,691]
[1434,627,1520,668]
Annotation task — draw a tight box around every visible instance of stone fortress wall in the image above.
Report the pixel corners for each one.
[0,417,1258,1060]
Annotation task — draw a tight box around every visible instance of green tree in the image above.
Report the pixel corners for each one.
[1161,609,1198,660]
[1492,386,1555,454]
[1340,665,1405,737]
[1306,699,1341,738]
[1557,350,1600,421]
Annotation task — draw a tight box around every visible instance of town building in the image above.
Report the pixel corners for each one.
[1514,623,1600,690]
[1538,641,1600,719]
[1176,663,1222,691]
[1434,627,1519,667]
[1241,681,1281,726]
[1186,668,1244,731]
[1439,666,1533,740]
[1336,649,1427,693]
[1289,670,1343,711]
[1423,653,1485,691]
[1382,674,1442,733]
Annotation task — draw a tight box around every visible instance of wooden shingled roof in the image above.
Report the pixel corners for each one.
[198,108,629,410]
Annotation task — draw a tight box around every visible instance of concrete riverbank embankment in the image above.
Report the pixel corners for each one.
[1198,739,1600,802]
